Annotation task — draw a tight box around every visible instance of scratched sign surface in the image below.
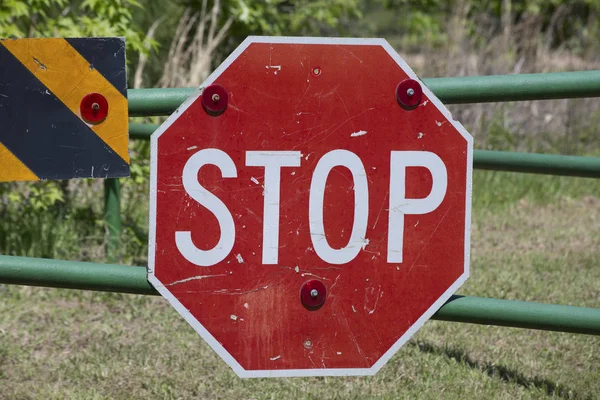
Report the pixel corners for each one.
[0,37,129,181]
[148,37,473,378]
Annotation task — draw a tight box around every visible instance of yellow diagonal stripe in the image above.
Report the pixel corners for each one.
[1,38,129,163]
[0,142,39,182]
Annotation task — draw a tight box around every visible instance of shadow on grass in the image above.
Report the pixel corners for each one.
[412,341,589,400]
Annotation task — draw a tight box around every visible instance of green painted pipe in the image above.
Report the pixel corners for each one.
[474,150,600,178]
[0,255,154,296]
[0,255,598,335]
[127,70,600,116]
[103,179,121,263]
[436,295,600,335]
[128,123,600,178]
[128,88,195,117]
[129,122,157,139]
[424,70,600,104]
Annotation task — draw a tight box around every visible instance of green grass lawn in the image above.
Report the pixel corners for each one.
[0,171,599,399]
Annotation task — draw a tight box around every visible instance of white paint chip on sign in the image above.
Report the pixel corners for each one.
[244,303,249,309]
[250,177,260,185]
[230,315,238,321]
[361,238,370,250]
[236,254,244,264]
[350,130,367,137]
[270,355,281,361]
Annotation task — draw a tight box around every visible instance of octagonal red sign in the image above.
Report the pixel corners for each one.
[148,37,473,378]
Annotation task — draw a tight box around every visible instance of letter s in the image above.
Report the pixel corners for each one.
[175,149,237,266]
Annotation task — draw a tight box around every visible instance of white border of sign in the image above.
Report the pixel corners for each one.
[148,36,473,378]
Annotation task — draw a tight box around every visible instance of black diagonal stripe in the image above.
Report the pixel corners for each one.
[66,37,128,98]
[0,44,129,180]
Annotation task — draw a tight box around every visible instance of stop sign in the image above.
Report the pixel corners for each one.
[148,37,473,378]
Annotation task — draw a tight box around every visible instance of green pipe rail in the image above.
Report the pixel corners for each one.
[1,69,599,336]
[1,255,599,335]
[127,70,600,116]
[473,149,600,178]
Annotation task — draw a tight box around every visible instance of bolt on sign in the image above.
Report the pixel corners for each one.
[0,37,129,182]
[149,37,473,378]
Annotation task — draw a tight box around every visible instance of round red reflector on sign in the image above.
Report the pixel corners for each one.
[396,79,422,110]
[80,93,109,124]
[202,84,228,115]
[300,280,327,310]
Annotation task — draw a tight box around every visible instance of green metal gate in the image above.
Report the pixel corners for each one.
[1,70,599,335]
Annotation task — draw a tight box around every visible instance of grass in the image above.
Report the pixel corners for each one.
[472,170,600,211]
[0,169,598,399]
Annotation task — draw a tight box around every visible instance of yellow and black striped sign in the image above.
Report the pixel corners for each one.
[0,37,129,182]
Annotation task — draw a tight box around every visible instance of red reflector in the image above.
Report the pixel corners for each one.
[300,279,327,311]
[201,84,228,116]
[396,79,422,110]
[80,93,109,124]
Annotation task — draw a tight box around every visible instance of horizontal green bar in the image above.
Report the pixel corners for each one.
[474,150,600,178]
[1,255,599,335]
[128,123,600,178]
[128,88,195,117]
[129,122,157,139]
[435,295,600,335]
[0,255,155,296]
[424,70,600,104]
[127,71,600,116]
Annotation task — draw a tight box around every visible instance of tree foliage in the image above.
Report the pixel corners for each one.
[138,0,362,87]
[0,0,149,55]
[376,0,600,55]
[227,0,361,36]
